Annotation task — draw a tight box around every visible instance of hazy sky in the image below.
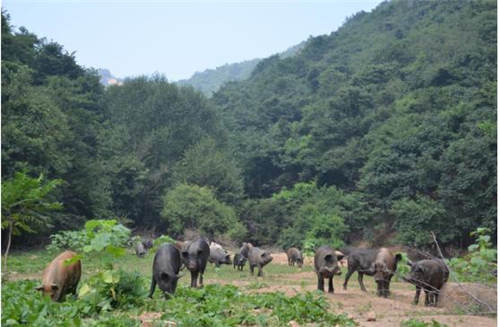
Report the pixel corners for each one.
[3,0,383,81]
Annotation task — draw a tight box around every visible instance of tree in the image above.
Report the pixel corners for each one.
[161,184,245,239]
[1,171,62,271]
[171,138,244,205]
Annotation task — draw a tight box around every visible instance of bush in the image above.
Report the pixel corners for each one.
[47,219,131,253]
[391,196,450,248]
[447,227,497,283]
[394,252,410,282]
[161,184,245,239]
[151,234,176,252]
[275,183,348,250]
[79,269,148,312]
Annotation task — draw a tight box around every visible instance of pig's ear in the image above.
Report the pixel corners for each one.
[35,285,43,291]
[395,254,402,262]
[51,284,58,290]
[407,260,413,267]
[335,251,345,261]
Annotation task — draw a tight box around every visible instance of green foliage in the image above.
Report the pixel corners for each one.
[394,252,410,282]
[47,219,131,254]
[161,184,245,239]
[78,269,147,312]
[212,0,497,247]
[391,196,449,247]
[1,279,141,326]
[151,234,176,252]
[274,182,348,249]
[1,170,62,235]
[171,137,244,205]
[177,58,261,96]
[147,284,356,326]
[448,227,497,283]
[101,75,225,227]
[401,318,448,327]
[2,0,497,250]
[2,12,111,235]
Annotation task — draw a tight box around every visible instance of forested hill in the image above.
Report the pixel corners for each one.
[176,58,260,96]
[177,42,305,96]
[212,0,497,247]
[1,0,496,252]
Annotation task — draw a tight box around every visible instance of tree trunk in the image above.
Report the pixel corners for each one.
[3,221,13,274]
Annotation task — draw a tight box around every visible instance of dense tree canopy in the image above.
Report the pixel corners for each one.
[1,0,496,250]
[212,0,497,247]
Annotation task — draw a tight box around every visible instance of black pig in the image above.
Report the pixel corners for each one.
[286,247,304,268]
[149,244,183,297]
[247,246,273,277]
[343,247,401,297]
[181,238,210,288]
[314,246,343,293]
[403,259,449,306]
[233,253,247,270]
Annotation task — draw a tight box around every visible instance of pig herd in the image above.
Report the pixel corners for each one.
[36,239,449,308]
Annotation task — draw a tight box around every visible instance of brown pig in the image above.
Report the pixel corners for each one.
[36,250,81,302]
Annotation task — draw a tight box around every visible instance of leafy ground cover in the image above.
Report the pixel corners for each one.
[2,244,497,327]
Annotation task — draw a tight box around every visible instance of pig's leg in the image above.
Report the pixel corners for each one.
[190,271,198,288]
[343,268,355,290]
[431,291,438,306]
[317,273,325,292]
[250,264,255,276]
[383,281,389,298]
[148,276,156,298]
[358,272,367,292]
[257,264,264,277]
[424,290,430,306]
[413,286,421,305]
[328,276,334,293]
[196,272,203,287]
[376,281,382,297]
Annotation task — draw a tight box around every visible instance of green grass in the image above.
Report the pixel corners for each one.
[2,250,357,327]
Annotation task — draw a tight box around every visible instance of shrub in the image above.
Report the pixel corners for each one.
[447,227,497,283]
[161,184,246,239]
[394,252,410,282]
[276,183,348,250]
[79,269,148,312]
[47,219,131,254]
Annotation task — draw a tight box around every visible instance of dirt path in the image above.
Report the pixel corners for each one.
[209,268,496,327]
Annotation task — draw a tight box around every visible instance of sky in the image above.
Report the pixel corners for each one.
[3,0,383,81]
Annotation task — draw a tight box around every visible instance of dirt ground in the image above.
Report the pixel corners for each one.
[9,251,497,327]
[212,252,497,327]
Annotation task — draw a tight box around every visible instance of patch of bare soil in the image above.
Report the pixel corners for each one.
[217,270,497,327]
[441,282,497,314]
[270,252,290,265]
[4,271,42,281]
[270,252,316,266]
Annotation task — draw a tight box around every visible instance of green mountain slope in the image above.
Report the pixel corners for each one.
[212,0,497,246]
[177,42,305,96]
